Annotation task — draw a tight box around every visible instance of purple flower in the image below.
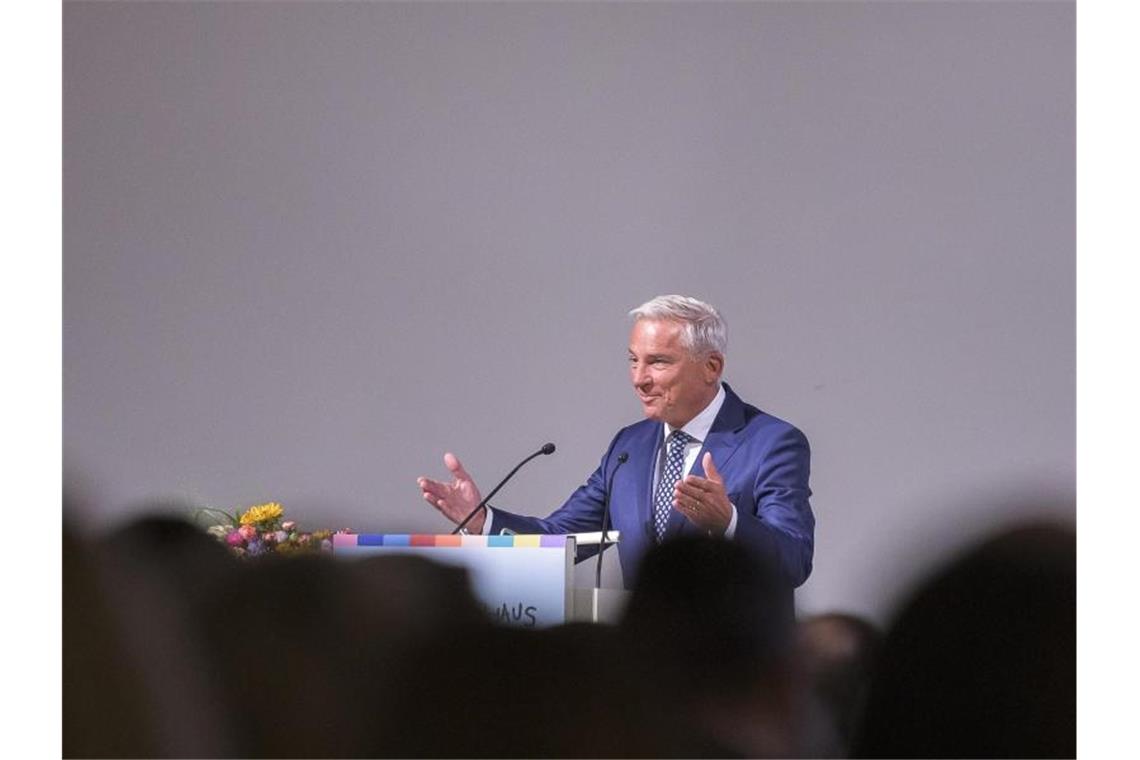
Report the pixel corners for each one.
[274,530,288,543]
[225,531,245,547]
[246,539,267,556]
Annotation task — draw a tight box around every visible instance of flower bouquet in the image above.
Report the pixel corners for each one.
[194,502,333,559]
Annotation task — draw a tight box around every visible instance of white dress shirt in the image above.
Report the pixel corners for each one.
[655,383,738,538]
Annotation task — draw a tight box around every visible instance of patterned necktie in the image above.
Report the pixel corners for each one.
[653,430,694,542]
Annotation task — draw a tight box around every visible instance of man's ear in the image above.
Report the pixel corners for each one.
[705,352,724,383]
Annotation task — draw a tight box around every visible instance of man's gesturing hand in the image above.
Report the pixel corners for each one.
[673,451,733,534]
[417,452,485,533]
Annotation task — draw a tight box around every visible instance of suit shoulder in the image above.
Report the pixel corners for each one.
[613,417,660,440]
[741,405,810,447]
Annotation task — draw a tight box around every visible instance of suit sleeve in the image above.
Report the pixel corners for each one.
[733,424,815,588]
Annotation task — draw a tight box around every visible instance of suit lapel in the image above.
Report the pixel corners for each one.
[633,423,664,539]
[663,383,749,540]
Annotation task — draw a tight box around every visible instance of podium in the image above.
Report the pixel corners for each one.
[333,532,627,626]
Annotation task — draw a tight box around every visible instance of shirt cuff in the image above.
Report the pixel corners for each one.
[481,505,494,535]
[724,504,738,539]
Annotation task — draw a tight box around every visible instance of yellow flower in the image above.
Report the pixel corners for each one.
[239,502,284,526]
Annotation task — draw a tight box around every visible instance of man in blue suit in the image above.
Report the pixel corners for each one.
[417,295,814,591]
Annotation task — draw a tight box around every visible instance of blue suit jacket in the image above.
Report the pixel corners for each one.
[489,383,814,590]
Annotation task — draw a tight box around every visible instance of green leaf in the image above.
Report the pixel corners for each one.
[191,507,238,528]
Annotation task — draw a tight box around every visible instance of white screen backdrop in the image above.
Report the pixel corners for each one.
[64,1,1074,621]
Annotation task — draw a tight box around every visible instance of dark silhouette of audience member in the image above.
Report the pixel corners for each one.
[63,520,162,758]
[97,513,239,756]
[101,511,236,611]
[795,612,881,757]
[196,552,486,758]
[619,536,799,757]
[853,521,1076,759]
[375,620,720,758]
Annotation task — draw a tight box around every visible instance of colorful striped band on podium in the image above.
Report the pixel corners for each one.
[332,533,567,549]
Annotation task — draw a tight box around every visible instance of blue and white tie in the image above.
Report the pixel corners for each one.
[653,430,694,542]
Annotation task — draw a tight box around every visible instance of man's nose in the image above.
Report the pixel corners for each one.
[632,365,650,387]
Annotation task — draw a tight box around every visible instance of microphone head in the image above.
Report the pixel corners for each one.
[617,452,629,463]
[540,442,556,455]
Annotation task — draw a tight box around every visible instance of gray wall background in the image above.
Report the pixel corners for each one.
[64,1,1074,621]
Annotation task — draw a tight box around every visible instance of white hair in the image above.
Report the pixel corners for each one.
[629,295,727,357]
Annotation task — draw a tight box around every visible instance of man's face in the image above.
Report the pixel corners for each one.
[629,319,723,428]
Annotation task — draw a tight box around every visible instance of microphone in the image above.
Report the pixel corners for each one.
[451,443,557,534]
[593,451,629,621]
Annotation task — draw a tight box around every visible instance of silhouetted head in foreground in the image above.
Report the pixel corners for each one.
[623,535,794,690]
[63,520,162,758]
[853,521,1075,758]
[198,552,485,758]
[620,536,797,756]
[796,612,881,757]
[100,513,236,605]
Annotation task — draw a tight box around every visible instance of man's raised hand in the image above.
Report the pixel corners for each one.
[417,452,485,532]
[673,451,734,534]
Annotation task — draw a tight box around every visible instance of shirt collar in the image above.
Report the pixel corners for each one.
[663,383,725,444]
